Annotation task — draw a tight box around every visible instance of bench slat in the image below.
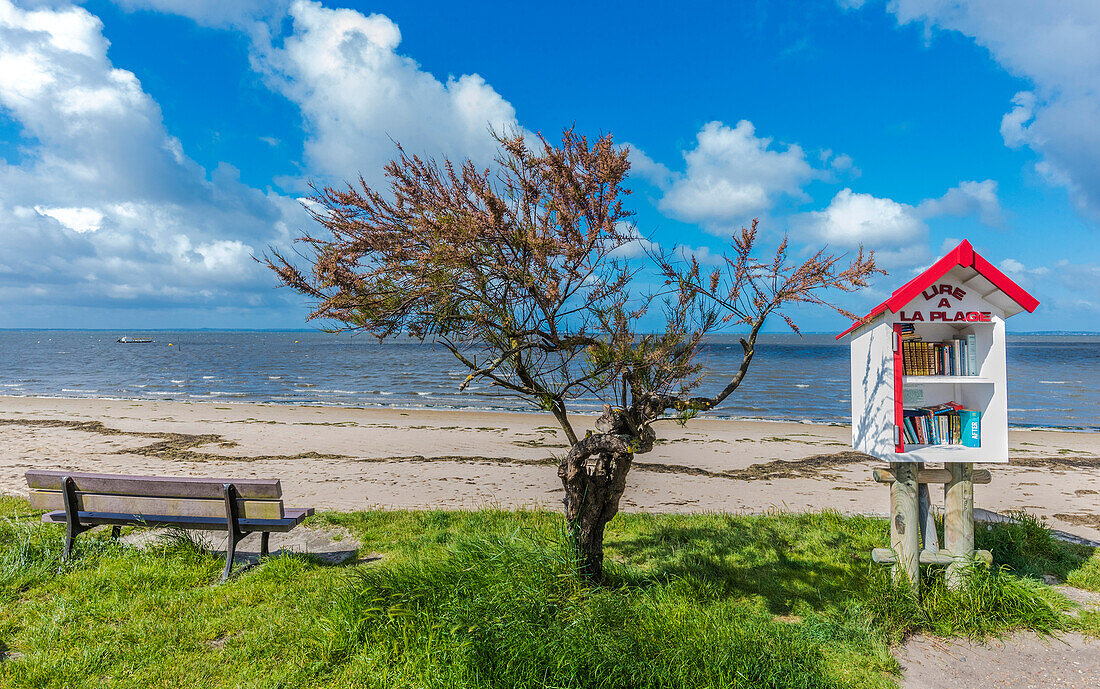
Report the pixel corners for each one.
[26,470,281,499]
[42,508,313,533]
[29,490,284,520]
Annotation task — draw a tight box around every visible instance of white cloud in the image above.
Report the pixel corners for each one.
[248,0,520,185]
[798,188,926,263]
[625,145,673,190]
[827,152,858,175]
[0,0,305,312]
[653,120,821,233]
[673,244,724,267]
[998,258,1049,289]
[916,179,1003,227]
[796,180,1003,266]
[881,0,1100,221]
[33,205,104,233]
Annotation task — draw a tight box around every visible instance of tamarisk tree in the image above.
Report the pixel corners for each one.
[266,130,879,579]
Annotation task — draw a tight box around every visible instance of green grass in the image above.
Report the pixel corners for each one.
[976,510,1098,583]
[0,497,1096,688]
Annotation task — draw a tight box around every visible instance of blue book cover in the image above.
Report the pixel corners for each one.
[960,410,981,447]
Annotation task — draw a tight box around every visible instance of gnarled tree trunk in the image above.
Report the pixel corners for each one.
[562,450,633,578]
[558,406,651,579]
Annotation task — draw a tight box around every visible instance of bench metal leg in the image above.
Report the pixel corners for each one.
[221,483,245,582]
[260,532,270,557]
[110,525,121,540]
[61,476,91,561]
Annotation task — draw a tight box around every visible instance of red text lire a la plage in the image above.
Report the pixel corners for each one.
[898,283,992,322]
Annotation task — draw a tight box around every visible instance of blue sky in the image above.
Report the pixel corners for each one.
[0,0,1097,332]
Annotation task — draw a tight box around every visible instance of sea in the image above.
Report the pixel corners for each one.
[0,331,1096,431]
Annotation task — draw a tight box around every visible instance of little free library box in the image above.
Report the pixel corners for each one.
[837,240,1039,588]
[838,239,1039,464]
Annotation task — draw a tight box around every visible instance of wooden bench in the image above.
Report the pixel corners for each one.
[26,470,314,580]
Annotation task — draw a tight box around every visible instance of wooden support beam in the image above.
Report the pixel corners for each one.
[873,467,990,485]
[890,461,920,590]
[944,462,975,589]
[918,483,939,552]
[871,548,992,566]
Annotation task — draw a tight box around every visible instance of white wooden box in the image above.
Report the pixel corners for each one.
[839,241,1038,464]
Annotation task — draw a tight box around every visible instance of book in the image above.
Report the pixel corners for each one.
[959,409,981,447]
[901,402,979,449]
[899,333,980,377]
[966,333,978,376]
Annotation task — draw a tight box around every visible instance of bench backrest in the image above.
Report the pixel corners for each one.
[26,470,285,520]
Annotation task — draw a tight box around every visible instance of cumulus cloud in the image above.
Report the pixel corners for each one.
[795,180,1003,266]
[797,189,929,266]
[0,0,305,313]
[915,179,1003,227]
[648,120,821,233]
[113,1,524,188]
[880,0,1100,222]
[246,0,520,186]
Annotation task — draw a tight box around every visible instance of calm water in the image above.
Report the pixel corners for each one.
[0,331,1096,430]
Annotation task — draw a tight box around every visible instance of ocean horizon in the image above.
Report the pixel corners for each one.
[1,330,1096,431]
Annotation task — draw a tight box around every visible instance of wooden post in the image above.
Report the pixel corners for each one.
[890,461,920,590]
[918,483,939,553]
[944,462,975,589]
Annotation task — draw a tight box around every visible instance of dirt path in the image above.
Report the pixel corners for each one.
[896,631,1100,688]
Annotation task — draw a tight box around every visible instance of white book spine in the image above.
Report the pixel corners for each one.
[966,333,978,375]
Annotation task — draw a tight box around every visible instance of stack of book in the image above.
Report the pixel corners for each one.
[899,328,979,376]
[901,402,981,447]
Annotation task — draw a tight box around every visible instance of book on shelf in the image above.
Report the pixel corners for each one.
[900,332,980,377]
[900,401,979,448]
[959,409,981,447]
[966,333,978,375]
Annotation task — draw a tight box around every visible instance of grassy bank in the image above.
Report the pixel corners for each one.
[0,496,1096,688]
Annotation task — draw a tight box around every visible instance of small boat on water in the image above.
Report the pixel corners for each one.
[117,337,154,344]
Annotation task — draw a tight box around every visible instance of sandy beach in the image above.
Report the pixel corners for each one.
[1,395,1098,542]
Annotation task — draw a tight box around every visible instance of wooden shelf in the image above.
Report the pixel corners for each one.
[902,376,995,384]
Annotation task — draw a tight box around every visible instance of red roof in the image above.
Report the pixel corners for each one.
[836,240,1039,339]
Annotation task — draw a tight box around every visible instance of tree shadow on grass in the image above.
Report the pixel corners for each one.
[606,515,879,614]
